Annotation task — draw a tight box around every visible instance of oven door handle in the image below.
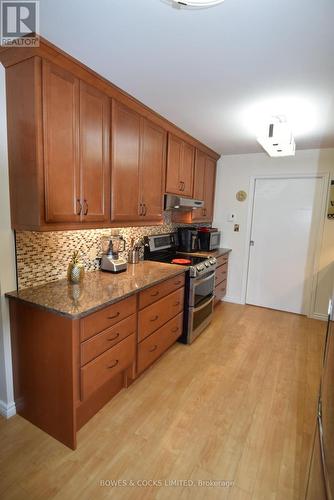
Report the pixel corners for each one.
[193,272,215,287]
[193,295,214,313]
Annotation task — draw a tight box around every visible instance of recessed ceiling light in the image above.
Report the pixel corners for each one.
[171,0,225,7]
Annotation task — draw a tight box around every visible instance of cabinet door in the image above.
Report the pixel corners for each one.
[203,157,216,221]
[111,101,141,221]
[166,133,182,195]
[43,61,80,222]
[192,149,206,221]
[140,119,166,221]
[181,141,195,197]
[80,82,110,222]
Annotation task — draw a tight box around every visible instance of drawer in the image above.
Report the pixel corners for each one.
[215,263,228,286]
[81,314,136,366]
[81,334,135,400]
[137,312,183,374]
[139,273,185,310]
[138,287,184,342]
[215,280,227,303]
[216,254,229,267]
[80,295,136,341]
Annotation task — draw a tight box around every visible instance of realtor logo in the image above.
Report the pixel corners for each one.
[1,1,39,46]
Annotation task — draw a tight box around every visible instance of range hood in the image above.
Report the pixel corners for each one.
[164,194,204,211]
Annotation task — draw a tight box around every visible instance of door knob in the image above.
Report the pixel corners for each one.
[250,240,255,246]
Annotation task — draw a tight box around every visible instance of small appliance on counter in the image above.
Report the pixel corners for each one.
[198,227,221,251]
[177,227,200,253]
[101,234,127,273]
[127,238,142,264]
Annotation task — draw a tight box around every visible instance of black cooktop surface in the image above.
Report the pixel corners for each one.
[146,252,207,266]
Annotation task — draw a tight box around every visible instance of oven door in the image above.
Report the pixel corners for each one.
[189,271,215,308]
[187,295,214,344]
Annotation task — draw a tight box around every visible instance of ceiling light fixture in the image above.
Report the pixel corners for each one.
[257,116,296,157]
[170,0,225,8]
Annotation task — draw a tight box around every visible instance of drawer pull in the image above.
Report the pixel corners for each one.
[150,315,159,322]
[173,301,181,306]
[107,311,120,320]
[150,291,160,297]
[149,345,158,352]
[107,333,120,342]
[174,280,182,285]
[171,327,179,333]
[107,359,119,369]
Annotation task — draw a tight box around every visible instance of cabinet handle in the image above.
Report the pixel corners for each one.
[150,291,160,297]
[174,280,182,285]
[171,327,179,333]
[149,345,158,352]
[143,203,147,216]
[139,203,143,216]
[107,311,120,320]
[179,181,183,192]
[173,301,181,306]
[107,359,119,369]
[83,199,88,216]
[181,181,185,191]
[150,315,159,322]
[76,199,82,215]
[107,333,120,342]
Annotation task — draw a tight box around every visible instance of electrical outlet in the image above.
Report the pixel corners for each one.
[234,224,240,232]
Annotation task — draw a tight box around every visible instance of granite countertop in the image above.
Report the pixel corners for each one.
[6,261,187,319]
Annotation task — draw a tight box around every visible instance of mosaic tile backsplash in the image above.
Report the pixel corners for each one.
[15,221,181,290]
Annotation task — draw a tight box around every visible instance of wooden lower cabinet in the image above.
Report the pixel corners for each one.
[214,254,230,306]
[8,273,185,449]
[137,312,183,374]
[81,334,136,400]
[138,287,184,342]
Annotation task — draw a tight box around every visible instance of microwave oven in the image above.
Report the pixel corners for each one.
[198,229,221,251]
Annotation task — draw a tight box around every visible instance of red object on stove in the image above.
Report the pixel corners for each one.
[198,227,218,232]
[171,258,191,265]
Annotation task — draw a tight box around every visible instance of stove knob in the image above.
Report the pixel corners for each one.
[204,261,210,267]
[196,265,202,271]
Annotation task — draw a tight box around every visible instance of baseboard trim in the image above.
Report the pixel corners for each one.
[310,312,328,321]
[223,295,245,305]
[0,400,16,419]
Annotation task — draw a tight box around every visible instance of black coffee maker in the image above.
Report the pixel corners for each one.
[177,227,199,253]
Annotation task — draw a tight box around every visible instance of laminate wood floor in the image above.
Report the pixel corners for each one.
[0,303,325,500]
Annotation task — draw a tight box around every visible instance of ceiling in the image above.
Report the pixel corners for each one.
[40,0,334,155]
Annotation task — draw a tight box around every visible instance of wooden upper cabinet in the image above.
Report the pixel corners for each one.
[43,61,80,222]
[193,149,206,201]
[111,101,166,223]
[166,134,194,197]
[203,157,216,221]
[111,101,141,222]
[1,41,220,231]
[43,61,110,224]
[192,150,217,222]
[79,81,110,222]
[140,119,166,221]
[181,142,195,197]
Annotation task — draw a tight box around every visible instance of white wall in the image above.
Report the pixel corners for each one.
[213,149,334,318]
[0,66,17,418]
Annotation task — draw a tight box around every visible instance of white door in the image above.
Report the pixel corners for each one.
[246,176,323,314]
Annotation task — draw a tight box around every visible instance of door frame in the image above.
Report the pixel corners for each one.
[240,172,330,317]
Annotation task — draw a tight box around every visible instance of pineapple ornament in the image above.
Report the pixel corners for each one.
[67,250,85,284]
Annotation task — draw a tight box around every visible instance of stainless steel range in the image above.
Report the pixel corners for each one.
[144,232,217,344]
